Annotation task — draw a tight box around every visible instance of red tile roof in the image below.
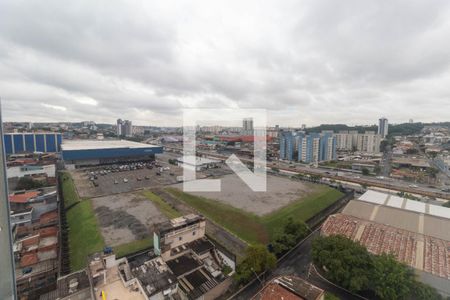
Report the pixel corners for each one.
[20,253,38,267]
[258,283,303,300]
[39,226,58,238]
[9,191,40,203]
[39,210,58,224]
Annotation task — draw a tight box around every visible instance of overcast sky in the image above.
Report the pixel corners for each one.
[1,0,450,126]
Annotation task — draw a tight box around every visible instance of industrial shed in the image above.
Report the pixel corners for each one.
[322,190,450,297]
[61,139,163,168]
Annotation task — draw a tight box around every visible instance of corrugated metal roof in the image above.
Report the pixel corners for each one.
[386,195,404,208]
[358,190,450,220]
[359,190,388,204]
[61,139,159,151]
[405,200,426,213]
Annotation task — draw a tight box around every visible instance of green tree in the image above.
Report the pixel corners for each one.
[374,165,381,175]
[310,174,322,182]
[325,293,340,300]
[411,281,443,300]
[312,235,442,299]
[426,167,439,179]
[312,235,372,292]
[272,233,296,255]
[234,245,276,284]
[361,168,370,176]
[372,254,413,300]
[271,218,309,256]
[16,176,43,190]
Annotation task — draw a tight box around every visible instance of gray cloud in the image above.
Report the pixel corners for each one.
[1,0,450,126]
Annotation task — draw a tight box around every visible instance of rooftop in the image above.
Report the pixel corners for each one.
[166,254,202,277]
[157,214,205,236]
[322,213,450,280]
[178,267,224,300]
[392,157,431,168]
[356,190,450,220]
[61,139,160,151]
[189,238,214,256]
[130,256,177,298]
[57,270,92,299]
[253,276,324,300]
[9,191,41,203]
[176,155,221,165]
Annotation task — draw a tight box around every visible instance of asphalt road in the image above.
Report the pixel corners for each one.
[231,230,366,300]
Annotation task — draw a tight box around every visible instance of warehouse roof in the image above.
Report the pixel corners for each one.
[61,139,159,151]
[341,190,450,242]
[322,213,450,281]
[356,190,450,219]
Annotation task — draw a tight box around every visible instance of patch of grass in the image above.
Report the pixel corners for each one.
[262,187,343,239]
[60,172,80,207]
[114,238,153,258]
[166,188,268,244]
[67,199,105,271]
[165,185,343,245]
[141,190,182,219]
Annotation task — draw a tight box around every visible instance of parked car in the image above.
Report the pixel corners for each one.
[114,180,118,184]
[123,178,129,183]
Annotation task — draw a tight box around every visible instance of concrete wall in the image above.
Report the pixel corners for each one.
[203,277,233,300]
[162,221,206,260]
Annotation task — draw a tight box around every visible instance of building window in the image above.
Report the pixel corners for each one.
[192,231,196,236]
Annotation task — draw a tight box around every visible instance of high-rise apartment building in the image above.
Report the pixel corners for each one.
[242,118,253,135]
[320,133,337,161]
[334,130,381,153]
[116,118,122,136]
[0,111,17,300]
[279,131,297,161]
[280,131,336,163]
[357,131,382,153]
[116,119,133,137]
[378,117,389,138]
[335,130,358,151]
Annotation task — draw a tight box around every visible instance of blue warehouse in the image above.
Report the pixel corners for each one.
[61,139,163,168]
[3,132,62,155]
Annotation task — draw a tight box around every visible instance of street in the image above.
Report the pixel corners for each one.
[230,230,366,300]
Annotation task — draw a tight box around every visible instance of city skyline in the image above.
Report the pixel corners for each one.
[1,1,450,125]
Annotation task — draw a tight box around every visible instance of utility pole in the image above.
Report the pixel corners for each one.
[0,98,17,299]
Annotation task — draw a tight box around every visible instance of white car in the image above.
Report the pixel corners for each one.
[409,184,418,188]
[123,178,128,183]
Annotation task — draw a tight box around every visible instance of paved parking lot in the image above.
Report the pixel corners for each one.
[71,159,184,198]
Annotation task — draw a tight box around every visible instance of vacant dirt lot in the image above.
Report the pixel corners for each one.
[91,192,168,246]
[172,174,318,216]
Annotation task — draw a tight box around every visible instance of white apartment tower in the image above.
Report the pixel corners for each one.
[116,119,133,137]
[357,131,382,153]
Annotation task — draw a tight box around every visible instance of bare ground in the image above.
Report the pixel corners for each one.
[91,192,168,246]
[172,174,318,216]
